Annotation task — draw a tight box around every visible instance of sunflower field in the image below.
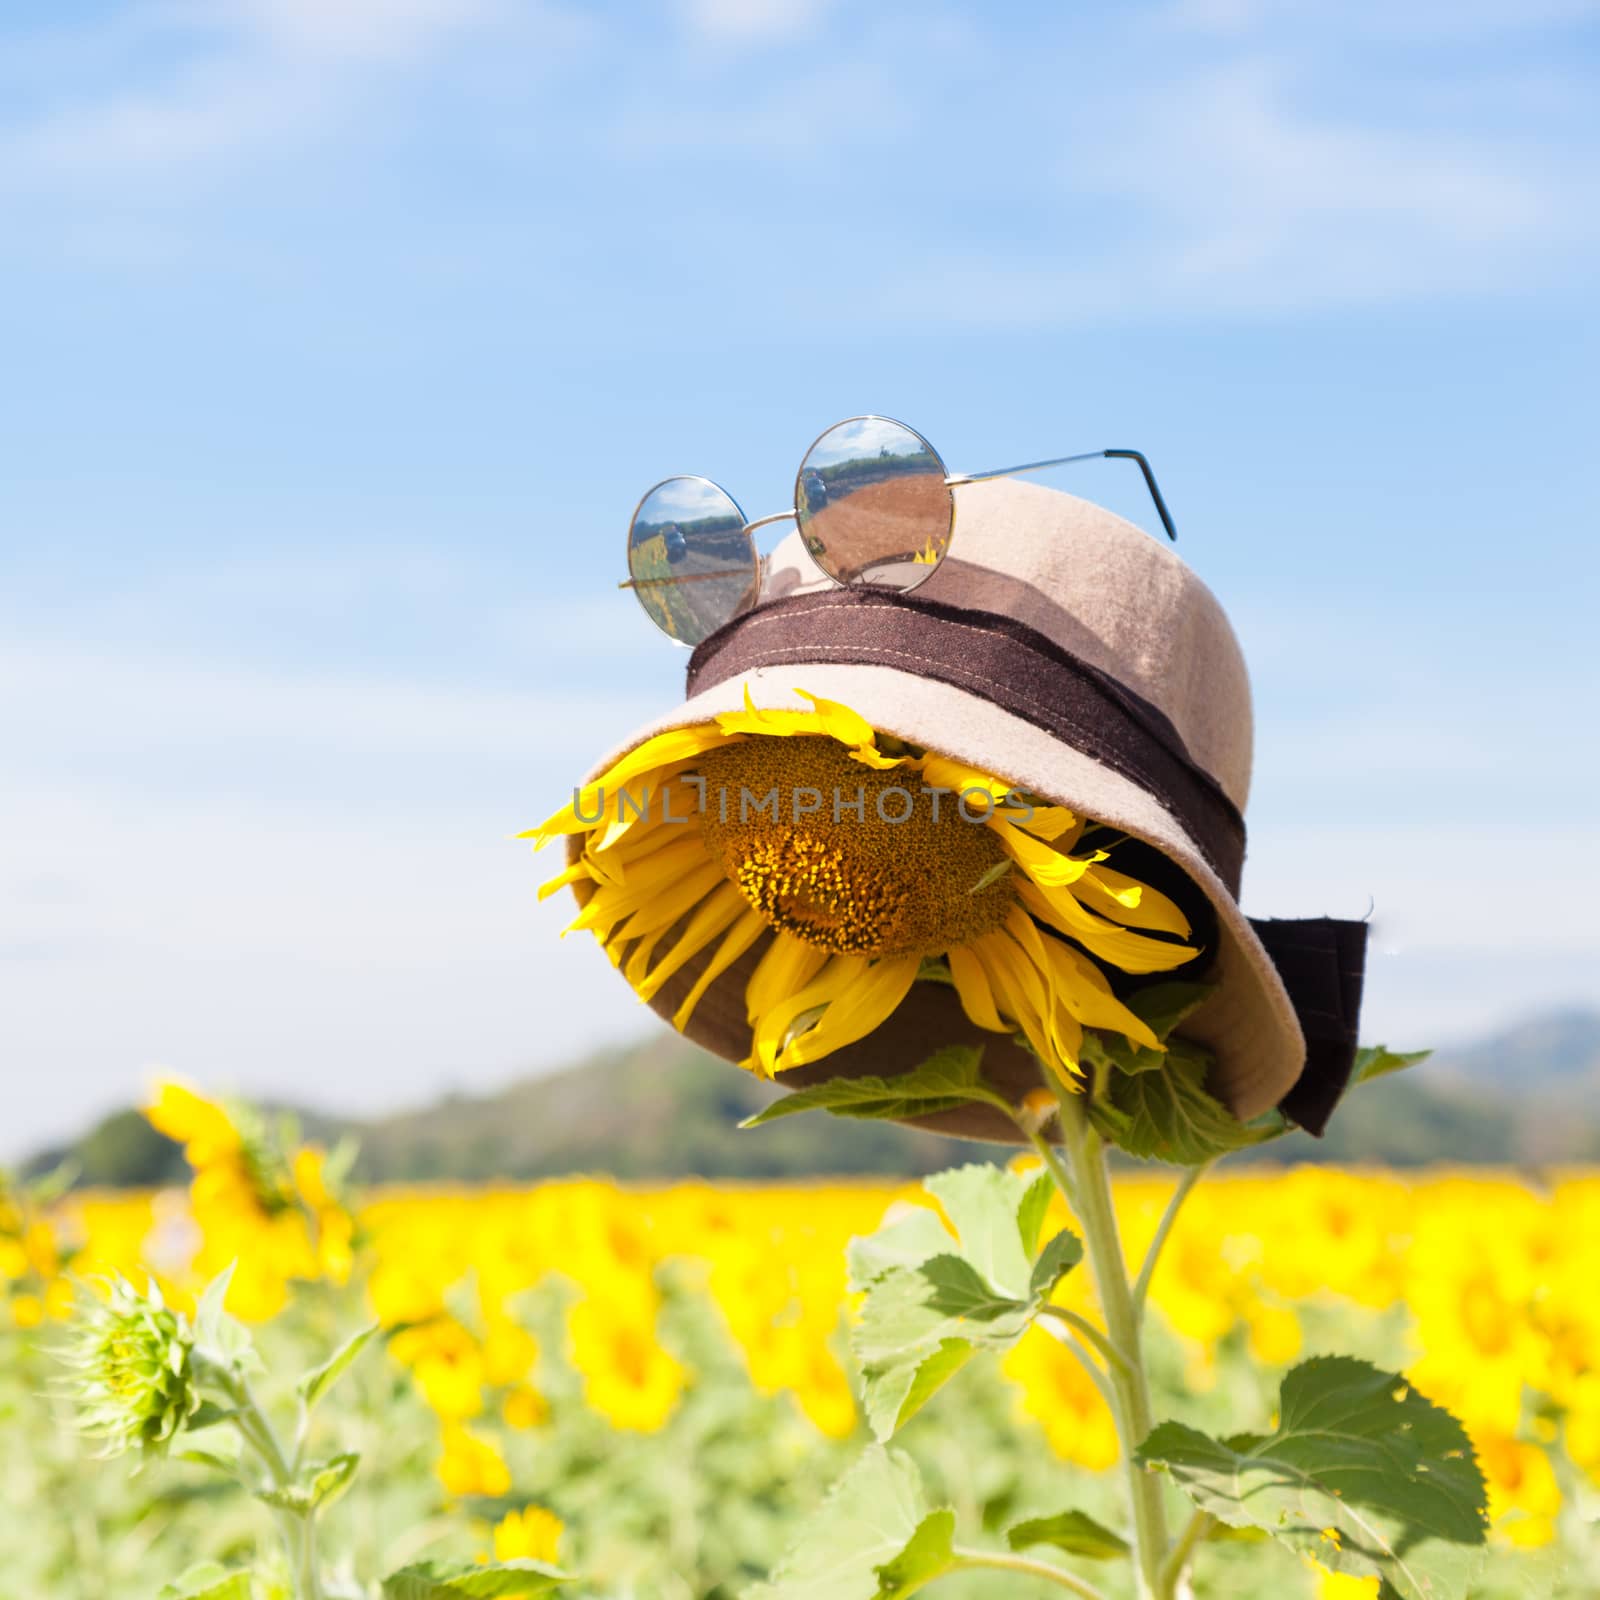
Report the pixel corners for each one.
[3,1080,1598,1600]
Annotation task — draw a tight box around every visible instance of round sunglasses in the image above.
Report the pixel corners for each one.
[620,415,1176,645]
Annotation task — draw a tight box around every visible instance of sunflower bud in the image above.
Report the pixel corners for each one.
[62,1276,202,1457]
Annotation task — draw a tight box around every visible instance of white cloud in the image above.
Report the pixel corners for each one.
[895,42,1595,323]
[0,0,527,183]
[0,778,650,1159]
[0,627,664,1158]
[1158,0,1600,40]
[679,0,837,44]
[1244,820,1600,1046]
[0,638,650,763]
[226,0,508,65]
[607,56,910,162]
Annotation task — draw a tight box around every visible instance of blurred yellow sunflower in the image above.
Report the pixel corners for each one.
[525,691,1198,1084]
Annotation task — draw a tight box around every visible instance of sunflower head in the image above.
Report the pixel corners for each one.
[527,689,1209,1108]
[62,1275,201,1457]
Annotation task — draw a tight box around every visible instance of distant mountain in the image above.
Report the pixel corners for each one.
[22,1010,1600,1187]
[1430,1009,1600,1086]
[342,1037,1001,1183]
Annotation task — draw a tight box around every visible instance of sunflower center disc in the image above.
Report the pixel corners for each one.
[697,737,1016,959]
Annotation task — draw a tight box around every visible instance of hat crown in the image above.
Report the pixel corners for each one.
[766,478,1255,811]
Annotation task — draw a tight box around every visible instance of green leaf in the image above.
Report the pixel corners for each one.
[1090,1040,1280,1165]
[1006,1509,1130,1561]
[875,1511,956,1597]
[159,1565,253,1600]
[1352,1045,1432,1086]
[741,1046,1008,1128]
[184,1400,241,1431]
[923,1164,1035,1297]
[1125,981,1217,1042]
[849,1165,1082,1438]
[1081,984,1219,1075]
[298,1322,379,1411]
[852,1268,984,1438]
[746,1445,955,1600]
[380,1561,568,1599]
[847,1207,963,1293]
[255,1483,314,1516]
[1136,1356,1489,1600]
[916,1255,1034,1326]
[308,1451,360,1508]
[191,1267,260,1374]
[1028,1229,1084,1300]
[254,1452,358,1515]
[1014,1171,1054,1258]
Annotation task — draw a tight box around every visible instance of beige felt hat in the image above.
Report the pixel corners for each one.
[570,478,1366,1142]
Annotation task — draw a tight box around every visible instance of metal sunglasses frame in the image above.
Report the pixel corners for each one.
[619,415,1177,632]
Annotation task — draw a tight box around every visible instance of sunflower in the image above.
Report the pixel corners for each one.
[525,691,1200,1086]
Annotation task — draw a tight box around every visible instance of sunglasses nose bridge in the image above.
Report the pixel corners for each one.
[742,507,798,539]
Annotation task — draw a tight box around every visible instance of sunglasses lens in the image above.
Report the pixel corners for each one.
[628,477,759,645]
[795,417,952,592]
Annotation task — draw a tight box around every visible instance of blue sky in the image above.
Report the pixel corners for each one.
[2,0,1597,1156]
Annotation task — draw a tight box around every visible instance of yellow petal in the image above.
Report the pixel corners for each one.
[622,922,672,985]
[918,750,1017,806]
[589,767,703,853]
[537,860,591,902]
[967,929,1070,1071]
[606,860,728,943]
[989,814,1098,886]
[776,954,920,1070]
[673,910,769,1030]
[744,931,830,1027]
[1039,936,1163,1050]
[635,882,748,1002]
[1005,802,1081,843]
[522,728,739,845]
[748,955,871,1075]
[947,942,1007,1032]
[564,837,709,937]
[1076,864,1192,937]
[1016,878,1197,975]
[793,690,879,750]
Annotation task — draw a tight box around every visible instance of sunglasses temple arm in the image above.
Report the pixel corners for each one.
[1104,449,1177,542]
[946,448,1177,541]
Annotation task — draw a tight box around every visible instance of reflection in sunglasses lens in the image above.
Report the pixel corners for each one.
[627,477,759,644]
[795,418,952,592]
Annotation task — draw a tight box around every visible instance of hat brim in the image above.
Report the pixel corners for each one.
[567,662,1306,1139]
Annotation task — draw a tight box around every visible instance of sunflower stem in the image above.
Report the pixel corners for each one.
[213,1366,325,1600]
[1050,1082,1170,1600]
